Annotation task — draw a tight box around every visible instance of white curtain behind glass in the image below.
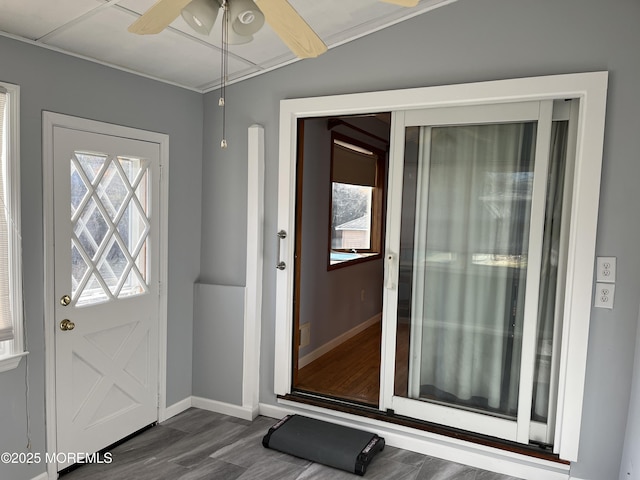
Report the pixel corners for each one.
[413,122,537,417]
[410,120,567,420]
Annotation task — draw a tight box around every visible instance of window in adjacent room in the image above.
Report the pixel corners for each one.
[0,81,25,372]
[329,133,385,268]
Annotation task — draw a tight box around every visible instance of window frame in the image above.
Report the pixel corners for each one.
[0,81,25,373]
[327,132,387,270]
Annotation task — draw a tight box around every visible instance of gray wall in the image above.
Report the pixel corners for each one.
[0,36,203,480]
[200,1,640,479]
[192,284,243,404]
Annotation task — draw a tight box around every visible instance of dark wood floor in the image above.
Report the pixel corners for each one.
[295,320,410,406]
[60,408,522,480]
[295,321,383,405]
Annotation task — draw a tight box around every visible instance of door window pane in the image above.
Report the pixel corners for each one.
[71,152,150,306]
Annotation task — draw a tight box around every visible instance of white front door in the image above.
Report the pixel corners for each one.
[52,125,160,470]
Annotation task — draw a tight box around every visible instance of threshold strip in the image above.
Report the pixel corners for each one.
[281,392,567,465]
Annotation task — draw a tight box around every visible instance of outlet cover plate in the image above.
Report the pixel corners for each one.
[594,282,615,309]
[596,256,616,283]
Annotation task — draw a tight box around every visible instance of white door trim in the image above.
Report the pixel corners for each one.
[42,112,169,478]
[242,124,265,419]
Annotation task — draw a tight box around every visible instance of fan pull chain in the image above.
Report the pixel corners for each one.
[219,0,229,148]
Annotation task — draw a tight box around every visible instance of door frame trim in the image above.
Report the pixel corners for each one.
[42,112,169,478]
[273,72,608,462]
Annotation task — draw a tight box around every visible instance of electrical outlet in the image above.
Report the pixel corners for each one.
[299,323,310,348]
[596,256,616,283]
[594,283,615,309]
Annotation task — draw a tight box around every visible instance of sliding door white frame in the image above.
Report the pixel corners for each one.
[384,100,554,444]
[273,72,608,461]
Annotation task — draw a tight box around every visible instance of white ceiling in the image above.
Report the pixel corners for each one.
[0,0,456,93]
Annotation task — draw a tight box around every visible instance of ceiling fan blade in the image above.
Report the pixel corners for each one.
[380,0,420,6]
[253,0,327,58]
[128,0,193,35]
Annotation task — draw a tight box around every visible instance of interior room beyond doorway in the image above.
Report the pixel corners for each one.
[292,113,391,407]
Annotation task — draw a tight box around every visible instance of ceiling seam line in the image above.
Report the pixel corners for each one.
[36,0,122,43]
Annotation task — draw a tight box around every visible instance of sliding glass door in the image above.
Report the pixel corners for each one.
[383,101,570,444]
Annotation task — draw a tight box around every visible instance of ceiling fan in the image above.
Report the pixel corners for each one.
[128,0,420,59]
[129,0,419,148]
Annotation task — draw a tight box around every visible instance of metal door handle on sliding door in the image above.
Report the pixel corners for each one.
[276,230,287,270]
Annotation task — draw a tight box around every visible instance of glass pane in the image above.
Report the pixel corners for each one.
[70,163,88,216]
[117,198,149,260]
[71,243,88,297]
[331,182,373,250]
[134,238,148,283]
[75,199,109,260]
[77,273,109,305]
[97,161,128,220]
[531,121,568,423]
[395,122,537,419]
[98,238,128,294]
[70,153,151,306]
[76,152,107,184]
[118,156,143,183]
[119,268,146,298]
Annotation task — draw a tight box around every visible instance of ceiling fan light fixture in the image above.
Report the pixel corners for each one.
[181,0,219,35]
[229,0,265,36]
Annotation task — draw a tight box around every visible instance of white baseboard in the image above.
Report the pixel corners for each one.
[242,402,261,420]
[31,472,48,480]
[192,396,256,421]
[259,402,291,420]
[259,401,570,480]
[163,396,258,423]
[160,397,193,422]
[299,314,381,368]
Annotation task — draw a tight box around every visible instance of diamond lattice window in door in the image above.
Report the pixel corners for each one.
[70,152,151,306]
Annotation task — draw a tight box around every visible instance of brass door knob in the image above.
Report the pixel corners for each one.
[60,319,75,331]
